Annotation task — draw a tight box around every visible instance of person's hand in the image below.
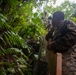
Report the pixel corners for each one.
[47,39,55,50]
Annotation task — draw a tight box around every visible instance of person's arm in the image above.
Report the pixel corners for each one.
[47,20,76,53]
[45,27,54,41]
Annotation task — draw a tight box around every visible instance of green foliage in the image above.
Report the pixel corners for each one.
[0,18,32,74]
[18,16,46,39]
[0,0,47,74]
[71,17,76,23]
[43,0,76,19]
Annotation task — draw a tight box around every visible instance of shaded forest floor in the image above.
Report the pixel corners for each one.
[33,55,48,75]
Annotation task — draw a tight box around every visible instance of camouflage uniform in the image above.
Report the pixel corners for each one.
[62,45,76,75]
[45,20,76,75]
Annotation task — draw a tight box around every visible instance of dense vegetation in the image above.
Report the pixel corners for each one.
[0,0,43,74]
[0,0,76,75]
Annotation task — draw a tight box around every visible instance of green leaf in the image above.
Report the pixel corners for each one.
[32,17,42,24]
[34,12,38,18]
[0,67,6,75]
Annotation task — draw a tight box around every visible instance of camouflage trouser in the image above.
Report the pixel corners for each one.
[62,45,76,75]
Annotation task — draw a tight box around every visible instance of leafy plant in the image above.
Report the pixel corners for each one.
[0,0,48,75]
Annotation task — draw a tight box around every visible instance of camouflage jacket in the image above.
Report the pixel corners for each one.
[45,20,76,53]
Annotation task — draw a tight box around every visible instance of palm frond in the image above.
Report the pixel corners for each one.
[0,13,7,22]
[1,31,25,48]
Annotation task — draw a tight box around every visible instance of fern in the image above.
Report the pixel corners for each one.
[0,31,25,48]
